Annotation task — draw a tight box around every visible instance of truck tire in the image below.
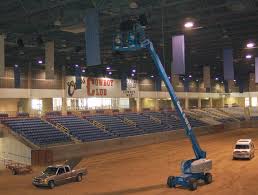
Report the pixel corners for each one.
[76,174,82,182]
[189,180,197,191]
[204,173,212,184]
[48,181,55,189]
[167,176,175,188]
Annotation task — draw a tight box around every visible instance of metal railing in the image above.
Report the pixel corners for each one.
[149,115,162,124]
[123,117,137,127]
[91,120,106,131]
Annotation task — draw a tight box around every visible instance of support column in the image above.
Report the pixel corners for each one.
[203,66,211,92]
[136,98,141,112]
[27,64,32,115]
[249,73,255,92]
[198,98,201,108]
[209,98,213,108]
[221,97,225,108]
[45,41,55,79]
[185,98,189,110]
[171,73,179,89]
[228,79,234,93]
[0,34,5,77]
[61,66,67,115]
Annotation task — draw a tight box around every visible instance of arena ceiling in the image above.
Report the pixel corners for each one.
[1,0,258,84]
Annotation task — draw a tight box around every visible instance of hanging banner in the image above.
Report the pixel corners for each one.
[75,66,82,89]
[155,77,161,91]
[85,8,101,66]
[172,35,185,74]
[45,41,55,79]
[0,35,4,77]
[255,57,258,83]
[223,48,234,80]
[121,74,127,90]
[14,65,20,88]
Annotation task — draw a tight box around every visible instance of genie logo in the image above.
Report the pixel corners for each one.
[176,101,192,130]
[67,79,86,97]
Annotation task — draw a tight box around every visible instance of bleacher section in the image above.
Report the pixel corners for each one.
[118,113,171,133]
[220,107,246,121]
[47,115,115,142]
[85,115,145,137]
[1,108,253,147]
[203,108,237,123]
[143,111,184,130]
[2,118,71,146]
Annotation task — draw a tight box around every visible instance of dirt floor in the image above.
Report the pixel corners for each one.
[1,127,258,195]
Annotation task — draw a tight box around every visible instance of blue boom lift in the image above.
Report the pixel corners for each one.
[113,21,212,191]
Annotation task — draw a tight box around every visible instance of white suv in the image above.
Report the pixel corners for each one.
[233,139,255,160]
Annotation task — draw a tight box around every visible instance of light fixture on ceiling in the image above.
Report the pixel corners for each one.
[189,75,192,78]
[246,54,252,59]
[150,75,154,78]
[132,69,136,73]
[38,60,43,64]
[108,71,112,75]
[246,42,255,48]
[215,77,219,81]
[184,21,194,29]
[106,66,111,70]
[131,73,135,77]
[82,69,86,73]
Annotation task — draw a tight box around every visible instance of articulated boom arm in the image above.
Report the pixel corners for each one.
[141,39,206,160]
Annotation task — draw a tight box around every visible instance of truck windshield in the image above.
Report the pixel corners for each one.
[235,145,249,149]
[43,167,58,175]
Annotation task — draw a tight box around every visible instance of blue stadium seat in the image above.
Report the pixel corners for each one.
[2,118,71,146]
[85,114,144,137]
[47,115,115,142]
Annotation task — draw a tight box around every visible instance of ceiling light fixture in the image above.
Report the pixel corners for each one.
[246,42,255,48]
[184,21,194,29]
[246,54,252,59]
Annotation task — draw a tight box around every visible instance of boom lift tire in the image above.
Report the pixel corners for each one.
[204,173,212,184]
[167,176,175,188]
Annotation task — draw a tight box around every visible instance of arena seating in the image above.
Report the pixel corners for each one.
[2,118,71,146]
[203,108,237,123]
[118,113,171,133]
[47,115,115,142]
[142,111,184,130]
[85,114,145,137]
[163,111,208,128]
[220,107,246,121]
